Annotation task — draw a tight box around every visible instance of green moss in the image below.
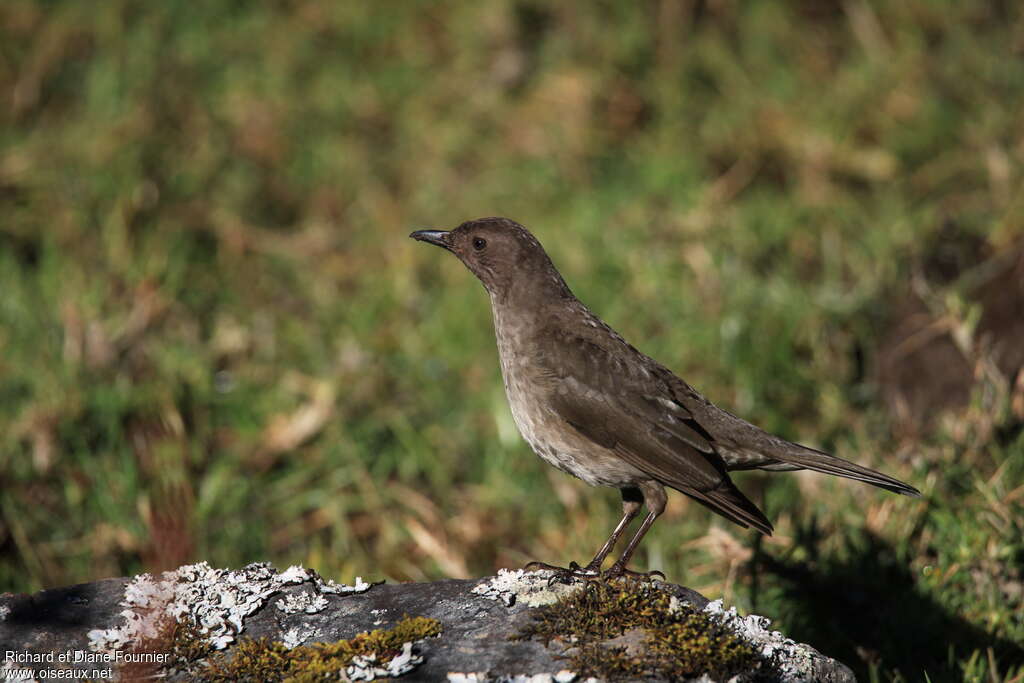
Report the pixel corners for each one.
[165,621,219,679]
[566,643,648,680]
[201,638,292,682]
[164,615,441,682]
[514,580,762,681]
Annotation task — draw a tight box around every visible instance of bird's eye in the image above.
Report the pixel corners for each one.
[472,237,487,251]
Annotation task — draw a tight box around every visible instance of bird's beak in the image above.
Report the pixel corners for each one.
[409,229,452,251]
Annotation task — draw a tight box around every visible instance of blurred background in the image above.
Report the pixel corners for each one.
[1,1,1022,680]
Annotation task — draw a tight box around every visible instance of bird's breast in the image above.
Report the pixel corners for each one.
[490,305,647,488]
[493,325,549,462]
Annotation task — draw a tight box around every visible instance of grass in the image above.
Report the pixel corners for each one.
[1,1,1023,680]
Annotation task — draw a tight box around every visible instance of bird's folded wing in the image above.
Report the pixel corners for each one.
[536,333,728,492]
[534,331,774,533]
[547,373,773,533]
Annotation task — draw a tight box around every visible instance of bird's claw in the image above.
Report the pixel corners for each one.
[524,560,664,584]
[523,560,600,585]
[602,565,665,582]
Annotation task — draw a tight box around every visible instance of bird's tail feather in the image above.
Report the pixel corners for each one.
[771,445,920,497]
[683,481,774,536]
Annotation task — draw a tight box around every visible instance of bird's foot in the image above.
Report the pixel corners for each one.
[600,564,665,582]
[523,560,602,585]
[524,560,664,584]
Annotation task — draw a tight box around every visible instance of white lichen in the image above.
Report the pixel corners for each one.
[275,589,330,615]
[347,641,422,680]
[326,576,371,593]
[281,626,319,649]
[86,562,372,654]
[703,599,826,681]
[471,568,584,608]
[447,672,592,683]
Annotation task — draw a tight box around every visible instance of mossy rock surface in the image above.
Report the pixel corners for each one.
[0,565,855,681]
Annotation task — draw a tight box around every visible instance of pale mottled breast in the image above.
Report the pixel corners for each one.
[490,299,649,488]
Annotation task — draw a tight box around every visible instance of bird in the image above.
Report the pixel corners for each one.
[410,217,920,579]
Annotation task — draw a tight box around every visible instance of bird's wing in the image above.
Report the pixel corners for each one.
[535,331,773,533]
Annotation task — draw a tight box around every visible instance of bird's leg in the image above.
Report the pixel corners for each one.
[603,482,667,581]
[525,488,643,579]
[573,488,643,573]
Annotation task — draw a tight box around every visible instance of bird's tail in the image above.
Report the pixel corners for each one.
[682,480,775,536]
[761,443,921,497]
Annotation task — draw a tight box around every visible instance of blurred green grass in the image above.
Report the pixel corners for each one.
[1,1,1023,680]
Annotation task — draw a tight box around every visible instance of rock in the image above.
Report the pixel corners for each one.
[0,563,855,682]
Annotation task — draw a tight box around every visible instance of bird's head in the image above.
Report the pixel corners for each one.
[410,217,569,301]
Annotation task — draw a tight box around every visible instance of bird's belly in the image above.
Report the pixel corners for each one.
[503,375,645,489]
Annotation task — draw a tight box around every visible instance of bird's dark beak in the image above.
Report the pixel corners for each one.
[409,229,452,251]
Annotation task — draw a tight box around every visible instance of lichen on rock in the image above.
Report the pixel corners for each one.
[471,568,585,608]
[448,671,593,679]
[0,567,854,681]
[197,615,442,682]
[447,671,590,682]
[702,599,839,681]
[87,561,372,654]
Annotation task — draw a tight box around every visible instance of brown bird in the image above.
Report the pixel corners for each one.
[411,217,920,579]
